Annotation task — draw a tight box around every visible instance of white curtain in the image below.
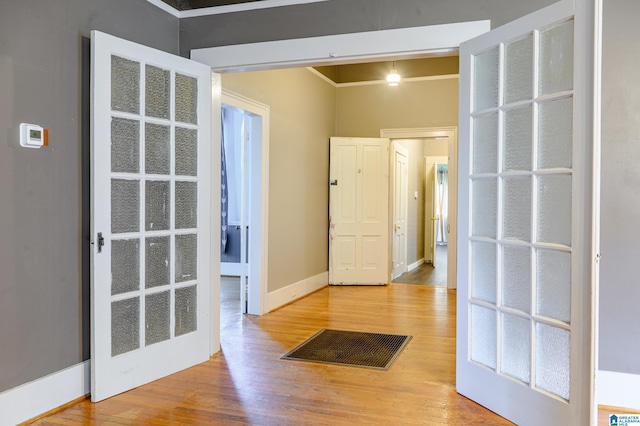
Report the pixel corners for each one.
[436,165,448,244]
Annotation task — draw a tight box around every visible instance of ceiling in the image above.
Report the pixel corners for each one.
[160,0,267,11]
[314,56,459,85]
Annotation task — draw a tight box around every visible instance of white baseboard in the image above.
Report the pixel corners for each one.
[599,370,640,410]
[267,271,328,312]
[0,361,90,426]
[407,258,425,272]
[221,262,241,276]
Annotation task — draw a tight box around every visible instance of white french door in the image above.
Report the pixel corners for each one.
[392,144,408,279]
[329,137,389,285]
[457,0,598,424]
[91,31,214,402]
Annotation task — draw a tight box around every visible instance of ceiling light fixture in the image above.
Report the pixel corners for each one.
[386,62,401,86]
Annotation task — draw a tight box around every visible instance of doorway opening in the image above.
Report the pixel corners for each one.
[382,128,458,289]
[220,90,269,321]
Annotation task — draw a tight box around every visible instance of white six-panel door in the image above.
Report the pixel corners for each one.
[456,0,598,424]
[91,31,213,402]
[392,144,409,279]
[329,137,389,285]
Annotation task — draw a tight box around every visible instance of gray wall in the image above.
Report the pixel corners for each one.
[180,0,557,55]
[0,0,178,393]
[599,0,640,375]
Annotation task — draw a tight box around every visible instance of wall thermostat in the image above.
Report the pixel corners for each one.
[20,123,47,148]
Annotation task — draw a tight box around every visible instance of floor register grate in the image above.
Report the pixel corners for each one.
[281,329,412,370]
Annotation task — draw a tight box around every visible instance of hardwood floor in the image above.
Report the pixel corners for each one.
[34,284,513,425]
[32,281,635,425]
[393,245,447,286]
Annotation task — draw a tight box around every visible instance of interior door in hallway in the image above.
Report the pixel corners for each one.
[91,31,214,402]
[329,137,389,285]
[392,144,408,279]
[457,0,598,424]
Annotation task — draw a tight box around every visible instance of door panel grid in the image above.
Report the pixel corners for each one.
[109,55,201,353]
[468,18,575,402]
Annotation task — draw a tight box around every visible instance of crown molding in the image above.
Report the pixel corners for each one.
[145,0,329,18]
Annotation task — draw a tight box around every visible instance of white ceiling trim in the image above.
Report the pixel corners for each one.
[305,68,460,88]
[305,67,337,87]
[191,21,490,73]
[146,0,181,17]
[145,0,329,18]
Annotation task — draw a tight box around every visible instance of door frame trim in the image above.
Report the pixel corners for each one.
[191,22,490,72]
[381,127,458,289]
[221,89,270,316]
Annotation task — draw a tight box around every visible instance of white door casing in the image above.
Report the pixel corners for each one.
[220,90,270,316]
[392,143,409,279]
[456,0,598,424]
[329,137,389,285]
[91,31,214,401]
[381,128,458,289]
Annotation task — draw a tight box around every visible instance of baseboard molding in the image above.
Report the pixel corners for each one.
[0,361,90,426]
[267,271,328,312]
[407,258,425,272]
[599,370,640,410]
[220,262,241,276]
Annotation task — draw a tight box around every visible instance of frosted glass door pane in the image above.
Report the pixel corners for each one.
[501,313,531,384]
[473,47,500,111]
[145,291,170,346]
[175,127,198,176]
[175,285,197,336]
[536,323,570,400]
[471,304,497,369]
[471,242,497,304]
[145,65,170,120]
[112,297,140,356]
[504,35,533,104]
[537,175,572,246]
[538,97,573,169]
[539,20,574,96]
[175,234,197,283]
[111,118,140,173]
[501,245,531,314]
[145,180,170,231]
[111,239,140,295]
[145,124,170,175]
[502,176,532,242]
[473,113,498,174]
[537,249,571,323]
[146,236,170,289]
[472,179,497,238]
[111,55,140,114]
[112,179,140,234]
[175,73,198,124]
[175,181,197,229]
[503,106,532,171]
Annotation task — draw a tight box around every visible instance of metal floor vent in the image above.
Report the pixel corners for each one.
[281,329,412,370]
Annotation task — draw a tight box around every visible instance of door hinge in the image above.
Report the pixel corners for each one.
[91,232,105,253]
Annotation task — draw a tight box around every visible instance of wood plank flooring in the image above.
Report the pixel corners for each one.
[33,284,513,425]
[393,246,447,286]
[32,281,636,425]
